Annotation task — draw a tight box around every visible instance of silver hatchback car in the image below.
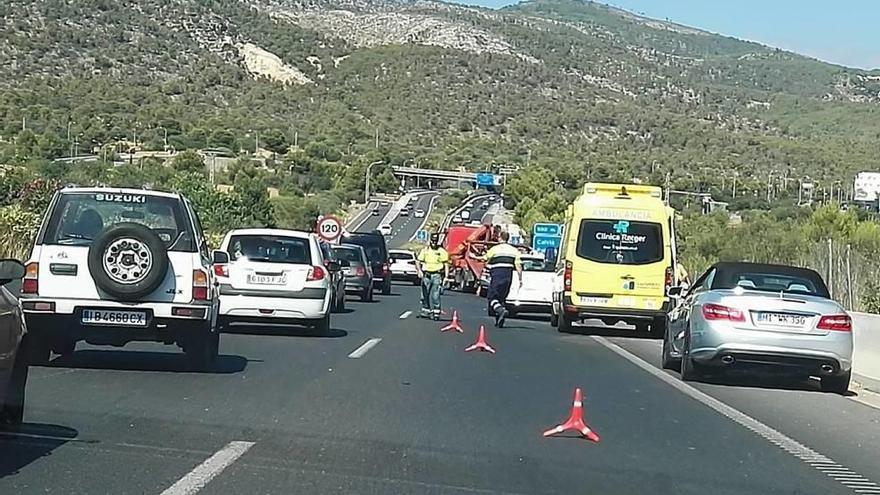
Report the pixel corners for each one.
[662,262,852,394]
[332,244,374,302]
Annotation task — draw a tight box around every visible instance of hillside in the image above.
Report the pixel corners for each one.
[1,0,879,195]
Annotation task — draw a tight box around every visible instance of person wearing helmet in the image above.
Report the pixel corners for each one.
[415,232,449,320]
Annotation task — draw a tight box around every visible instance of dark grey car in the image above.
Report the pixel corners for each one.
[332,244,374,302]
[0,259,28,427]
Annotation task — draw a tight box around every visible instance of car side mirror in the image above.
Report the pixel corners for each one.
[327,261,341,272]
[0,259,25,286]
[212,250,230,264]
[668,286,683,297]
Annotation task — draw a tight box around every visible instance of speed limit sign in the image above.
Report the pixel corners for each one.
[316,215,342,242]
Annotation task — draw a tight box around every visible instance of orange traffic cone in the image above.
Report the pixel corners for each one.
[441,310,464,333]
[542,388,600,442]
[464,325,495,353]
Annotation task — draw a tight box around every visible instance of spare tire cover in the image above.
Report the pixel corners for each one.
[87,222,170,301]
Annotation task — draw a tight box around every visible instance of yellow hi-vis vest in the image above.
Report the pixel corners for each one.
[417,247,449,273]
[484,243,522,271]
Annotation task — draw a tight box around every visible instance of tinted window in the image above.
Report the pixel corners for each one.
[333,247,364,264]
[341,234,387,262]
[227,235,311,265]
[390,252,414,262]
[576,219,663,265]
[320,243,335,262]
[43,192,195,252]
[713,270,828,298]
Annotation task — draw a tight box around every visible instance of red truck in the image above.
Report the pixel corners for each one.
[443,223,500,292]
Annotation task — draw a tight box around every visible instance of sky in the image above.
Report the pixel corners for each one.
[449,0,879,69]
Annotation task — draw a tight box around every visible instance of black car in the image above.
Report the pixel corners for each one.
[339,232,392,295]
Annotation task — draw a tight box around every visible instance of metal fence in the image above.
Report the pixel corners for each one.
[802,240,880,312]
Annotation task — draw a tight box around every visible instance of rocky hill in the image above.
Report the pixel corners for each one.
[1,0,878,189]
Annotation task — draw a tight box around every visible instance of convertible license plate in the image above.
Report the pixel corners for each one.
[82,309,147,327]
[756,312,806,327]
[247,274,287,285]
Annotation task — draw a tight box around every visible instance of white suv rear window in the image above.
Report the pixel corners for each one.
[42,192,195,252]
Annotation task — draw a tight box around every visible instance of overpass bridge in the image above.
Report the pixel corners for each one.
[391,166,506,187]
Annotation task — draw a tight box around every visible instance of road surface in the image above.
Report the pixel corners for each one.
[350,202,390,233]
[385,192,438,248]
[3,284,878,494]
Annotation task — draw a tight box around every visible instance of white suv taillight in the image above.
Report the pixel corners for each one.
[22,262,39,294]
[307,265,326,281]
[192,269,209,301]
[817,314,852,332]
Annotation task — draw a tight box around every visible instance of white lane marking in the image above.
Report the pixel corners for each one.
[592,336,880,494]
[348,338,382,359]
[160,440,255,495]
[348,202,376,231]
[399,311,412,319]
[31,368,77,380]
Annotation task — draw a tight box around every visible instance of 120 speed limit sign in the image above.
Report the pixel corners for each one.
[316,215,342,242]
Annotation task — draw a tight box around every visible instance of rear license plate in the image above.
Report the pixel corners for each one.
[82,309,147,327]
[247,274,287,285]
[580,296,608,306]
[756,312,806,327]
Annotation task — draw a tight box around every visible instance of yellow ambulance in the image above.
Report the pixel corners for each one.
[551,183,677,336]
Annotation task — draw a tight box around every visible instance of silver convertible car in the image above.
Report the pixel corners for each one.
[662,262,853,394]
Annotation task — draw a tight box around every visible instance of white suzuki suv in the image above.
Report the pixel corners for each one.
[19,187,220,370]
[214,229,340,334]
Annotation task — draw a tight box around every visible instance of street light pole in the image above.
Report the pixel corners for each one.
[67,121,73,158]
[365,160,384,203]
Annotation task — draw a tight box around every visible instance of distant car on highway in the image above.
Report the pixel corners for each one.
[452,214,462,223]
[332,244,373,302]
[663,262,853,394]
[0,259,28,427]
[379,224,392,236]
[460,210,471,220]
[20,187,220,370]
[388,250,420,285]
[400,209,409,216]
[340,231,392,295]
[371,207,380,216]
[414,208,426,218]
[216,229,344,334]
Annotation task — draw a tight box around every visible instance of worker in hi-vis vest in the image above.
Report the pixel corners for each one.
[415,232,449,320]
[479,230,523,328]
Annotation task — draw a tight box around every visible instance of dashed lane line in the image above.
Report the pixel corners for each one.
[348,338,383,359]
[593,336,880,495]
[399,311,412,319]
[159,440,255,495]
